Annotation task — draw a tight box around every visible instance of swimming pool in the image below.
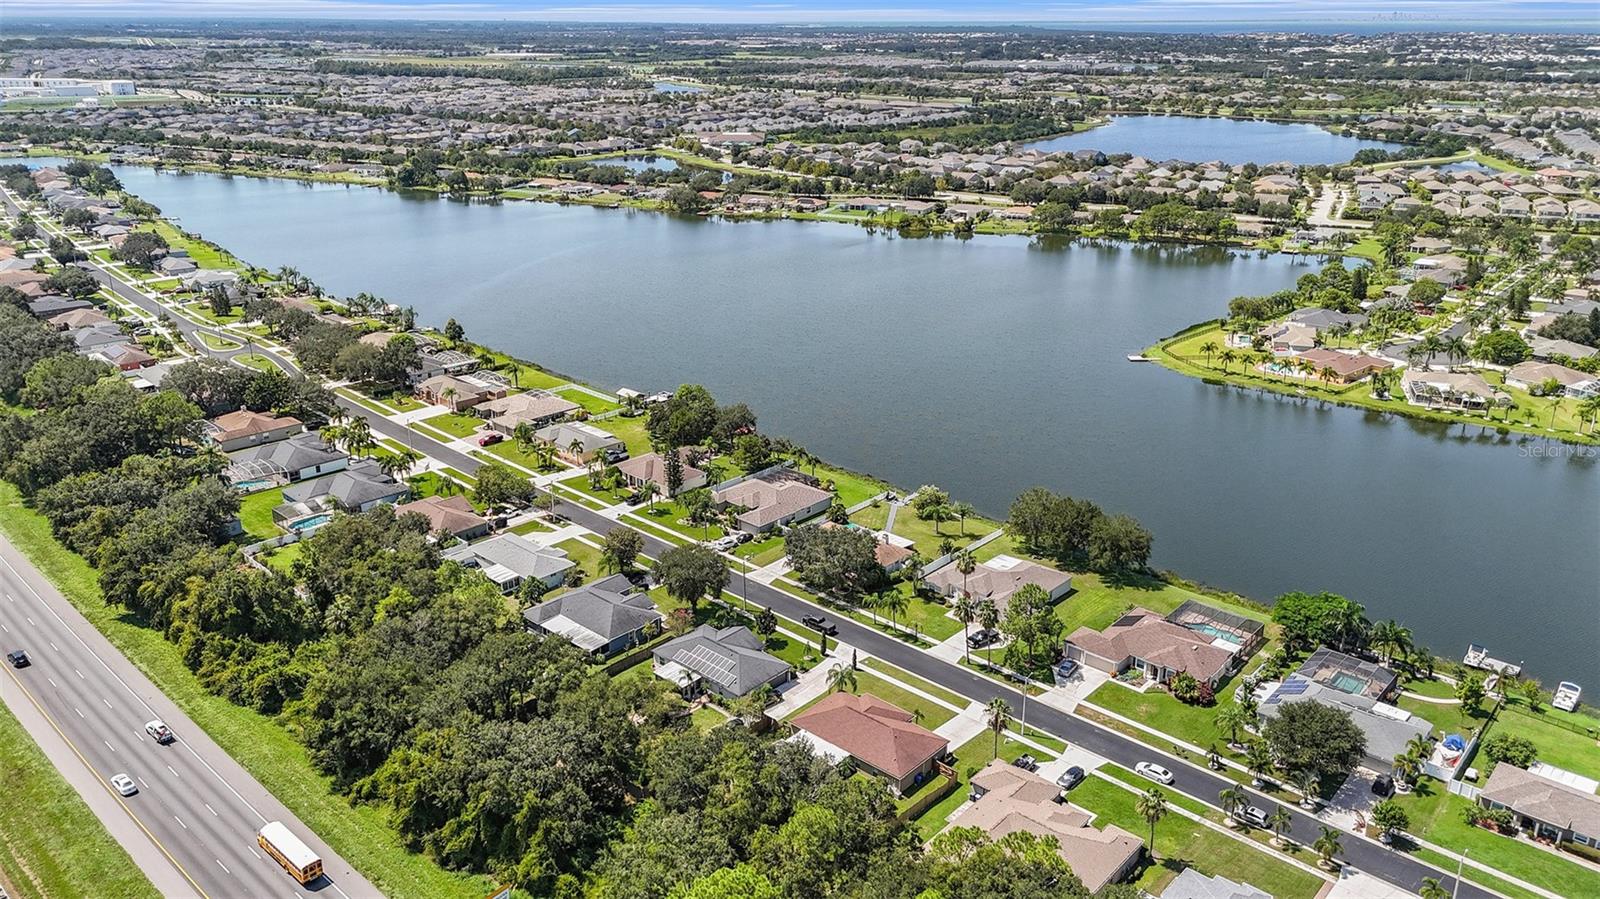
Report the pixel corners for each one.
[233,478,276,492]
[1329,672,1368,694]
[1184,622,1245,646]
[289,513,333,532]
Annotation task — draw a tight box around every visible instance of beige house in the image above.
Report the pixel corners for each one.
[478,390,582,434]
[950,761,1143,893]
[616,449,707,496]
[415,374,505,411]
[204,408,303,453]
[924,554,1071,613]
[713,469,833,533]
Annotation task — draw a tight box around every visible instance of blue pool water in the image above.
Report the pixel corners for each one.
[1184,622,1245,645]
[289,513,333,531]
[233,478,276,492]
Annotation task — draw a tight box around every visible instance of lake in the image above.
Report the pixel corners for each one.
[31,162,1600,686]
[1024,116,1404,165]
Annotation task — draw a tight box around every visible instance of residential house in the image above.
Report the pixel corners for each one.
[415,374,505,411]
[1406,254,1469,288]
[789,692,949,796]
[1400,369,1506,410]
[924,554,1071,613]
[534,421,625,464]
[278,459,408,517]
[1527,337,1598,363]
[27,295,93,318]
[652,624,792,700]
[1257,676,1432,773]
[443,533,574,595]
[204,408,303,452]
[1292,348,1394,384]
[1505,361,1594,395]
[1478,763,1600,850]
[478,390,581,434]
[712,469,834,533]
[394,494,492,541]
[153,255,197,276]
[524,574,663,657]
[1063,601,1264,689]
[226,432,348,485]
[46,308,111,330]
[1160,868,1272,899]
[950,760,1143,894]
[92,342,156,371]
[1294,647,1399,701]
[616,449,707,497]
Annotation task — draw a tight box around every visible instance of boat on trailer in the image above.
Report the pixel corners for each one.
[1553,681,1583,712]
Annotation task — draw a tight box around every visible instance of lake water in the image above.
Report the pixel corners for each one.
[1023,116,1404,165]
[609,155,678,173]
[653,81,705,94]
[26,161,1598,686]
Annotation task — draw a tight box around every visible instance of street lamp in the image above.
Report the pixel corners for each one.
[1452,848,1468,899]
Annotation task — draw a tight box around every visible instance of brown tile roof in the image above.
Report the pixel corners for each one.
[1066,607,1236,684]
[208,408,302,441]
[953,761,1142,893]
[714,471,832,528]
[617,449,704,487]
[395,495,488,538]
[791,692,948,781]
[1294,348,1393,378]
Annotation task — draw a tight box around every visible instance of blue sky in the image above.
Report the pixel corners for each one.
[9,0,1595,25]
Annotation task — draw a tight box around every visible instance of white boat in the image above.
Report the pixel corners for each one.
[1552,681,1582,712]
[1126,354,1151,362]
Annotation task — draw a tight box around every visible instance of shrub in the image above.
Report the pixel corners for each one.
[1483,733,1539,768]
[1171,671,1210,705]
[1562,841,1600,864]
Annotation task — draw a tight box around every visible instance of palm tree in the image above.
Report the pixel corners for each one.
[1268,805,1294,847]
[976,599,1000,663]
[1219,348,1237,373]
[377,447,421,481]
[950,501,975,535]
[1392,750,1422,793]
[986,698,1010,759]
[1313,826,1342,870]
[1318,365,1338,387]
[955,549,977,596]
[1136,788,1168,854]
[1245,740,1275,787]
[642,479,661,511]
[1419,877,1448,899]
[1215,703,1252,748]
[1293,769,1320,809]
[826,663,857,695]
[954,594,978,662]
[1219,785,1248,826]
[879,589,908,632]
[1200,340,1219,367]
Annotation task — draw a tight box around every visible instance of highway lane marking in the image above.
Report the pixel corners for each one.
[205,802,218,817]
[167,764,180,778]
[104,739,117,753]
[25,615,34,626]
[74,668,84,679]
[0,623,7,633]
[174,814,188,830]
[248,846,261,860]
[0,550,270,824]
[138,776,150,789]
[102,697,113,710]
[215,859,230,875]
[46,676,57,688]
[49,641,59,652]
[73,706,84,718]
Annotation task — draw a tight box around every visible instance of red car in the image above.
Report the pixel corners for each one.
[477,433,503,447]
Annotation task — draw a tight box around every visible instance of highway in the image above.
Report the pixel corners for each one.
[1,184,1496,899]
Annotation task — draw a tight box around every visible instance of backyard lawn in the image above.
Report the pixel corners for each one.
[1056,571,1270,638]
[791,459,893,509]
[554,385,622,415]
[237,486,285,539]
[421,412,485,439]
[554,537,607,581]
[889,507,997,554]
[598,415,654,456]
[847,502,890,531]
[1487,706,1600,783]
[260,541,303,575]
[1394,693,1489,741]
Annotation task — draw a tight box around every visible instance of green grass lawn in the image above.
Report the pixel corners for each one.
[733,533,787,566]
[556,473,632,506]
[596,415,654,456]
[0,483,492,899]
[554,386,621,415]
[237,486,285,539]
[788,459,892,509]
[137,221,241,270]
[0,699,159,899]
[508,518,554,535]
[482,439,559,473]
[198,332,242,351]
[1489,707,1600,784]
[259,541,303,575]
[233,353,277,372]
[889,508,996,555]
[421,412,485,439]
[862,657,971,710]
[1394,693,1489,741]
[1069,776,1324,899]
[1390,778,1600,897]
[631,500,724,541]
[554,537,606,581]
[848,502,889,531]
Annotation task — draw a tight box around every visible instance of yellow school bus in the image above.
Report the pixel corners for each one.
[258,821,323,885]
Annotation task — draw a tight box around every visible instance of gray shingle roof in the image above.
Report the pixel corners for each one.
[282,460,407,508]
[229,432,346,473]
[523,574,661,652]
[443,533,574,584]
[652,624,789,697]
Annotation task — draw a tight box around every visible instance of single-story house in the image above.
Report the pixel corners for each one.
[789,692,949,796]
[1260,321,1320,356]
[279,459,409,515]
[28,295,92,318]
[47,308,111,330]
[1257,676,1432,773]
[443,533,574,595]
[1478,763,1600,849]
[616,449,707,497]
[534,421,625,464]
[712,469,834,533]
[1400,369,1506,410]
[1064,601,1263,689]
[478,390,581,434]
[1294,647,1399,701]
[523,574,663,657]
[1161,868,1272,899]
[394,494,492,541]
[1286,308,1368,332]
[652,624,792,700]
[1292,348,1393,384]
[204,408,303,452]
[1527,337,1598,363]
[72,322,131,352]
[950,760,1143,894]
[415,374,505,411]
[154,255,197,276]
[1505,361,1593,395]
[924,554,1071,613]
[227,432,348,484]
[92,342,157,371]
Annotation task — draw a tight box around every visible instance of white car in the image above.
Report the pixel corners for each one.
[1136,761,1175,784]
[144,720,175,744]
[110,773,138,796]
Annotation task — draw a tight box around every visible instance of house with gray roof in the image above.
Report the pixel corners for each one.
[1479,763,1600,850]
[1257,675,1432,773]
[226,432,348,484]
[280,460,408,516]
[534,421,625,464]
[523,574,662,656]
[652,624,791,700]
[1160,867,1271,899]
[443,533,574,595]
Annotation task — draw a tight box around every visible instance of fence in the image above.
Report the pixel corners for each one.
[895,774,960,824]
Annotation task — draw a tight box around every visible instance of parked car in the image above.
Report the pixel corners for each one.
[110,773,138,797]
[144,720,175,745]
[967,628,999,648]
[626,490,649,505]
[1012,754,1038,772]
[5,650,28,668]
[1237,806,1269,828]
[1371,774,1394,797]
[1135,762,1174,785]
[476,432,503,447]
[735,532,753,544]
[1055,658,1079,679]
[1056,766,1086,790]
[603,447,629,463]
[801,615,837,636]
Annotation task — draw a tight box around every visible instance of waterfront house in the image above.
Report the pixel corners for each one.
[443,533,574,595]
[789,692,949,797]
[533,421,625,464]
[1478,763,1600,850]
[1527,337,1598,363]
[478,390,581,434]
[523,574,663,657]
[394,494,491,541]
[1063,601,1263,689]
[1505,361,1594,395]
[712,469,834,533]
[924,554,1071,613]
[204,408,303,452]
[226,432,347,484]
[1294,647,1400,701]
[652,624,792,700]
[415,374,505,411]
[1257,675,1431,773]
[616,449,707,497]
[1292,348,1394,384]
[950,760,1143,894]
[1400,369,1506,410]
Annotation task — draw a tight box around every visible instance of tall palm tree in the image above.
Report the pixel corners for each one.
[986,698,1010,759]
[1313,826,1342,869]
[955,549,977,595]
[1200,340,1219,367]
[377,447,421,481]
[977,599,1000,663]
[953,594,978,662]
[1136,788,1169,854]
[951,501,975,536]
[1219,348,1237,373]
[880,589,908,631]
[1215,703,1252,747]
[1419,877,1448,899]
[1268,806,1294,847]
[1245,740,1275,787]
[1219,785,1248,824]
[826,663,857,695]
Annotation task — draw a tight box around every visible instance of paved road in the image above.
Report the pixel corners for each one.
[346,412,1495,899]
[0,540,380,899]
